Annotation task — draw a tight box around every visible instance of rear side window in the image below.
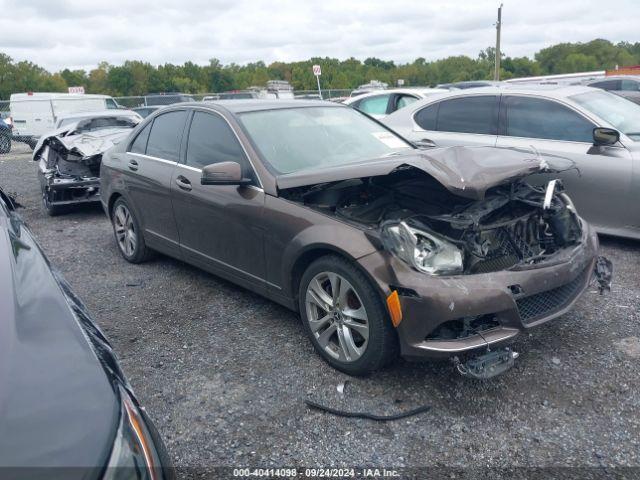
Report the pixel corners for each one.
[414,103,438,130]
[436,96,498,134]
[146,110,187,161]
[621,79,640,92]
[186,111,257,183]
[356,95,391,115]
[504,96,594,143]
[129,122,152,154]
[590,80,620,91]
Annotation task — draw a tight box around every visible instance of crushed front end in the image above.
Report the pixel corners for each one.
[364,175,606,359]
[283,162,610,360]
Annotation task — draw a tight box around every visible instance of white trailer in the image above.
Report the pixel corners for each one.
[9,93,120,142]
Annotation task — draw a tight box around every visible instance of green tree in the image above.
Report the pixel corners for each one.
[1,37,640,99]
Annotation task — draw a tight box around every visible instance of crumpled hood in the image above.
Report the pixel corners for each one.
[276,146,553,200]
[33,124,132,160]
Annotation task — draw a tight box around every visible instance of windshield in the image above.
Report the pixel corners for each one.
[238,106,412,174]
[570,90,640,141]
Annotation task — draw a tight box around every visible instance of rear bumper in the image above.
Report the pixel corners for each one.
[358,221,599,359]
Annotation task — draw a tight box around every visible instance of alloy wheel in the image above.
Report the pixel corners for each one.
[114,204,137,257]
[304,271,370,363]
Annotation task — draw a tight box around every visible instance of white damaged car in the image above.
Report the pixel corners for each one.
[33,110,141,215]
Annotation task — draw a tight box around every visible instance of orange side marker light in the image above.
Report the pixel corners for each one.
[386,290,403,327]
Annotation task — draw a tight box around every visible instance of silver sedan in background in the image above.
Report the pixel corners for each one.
[382,85,640,240]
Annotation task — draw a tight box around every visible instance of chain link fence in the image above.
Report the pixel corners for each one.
[113,89,351,108]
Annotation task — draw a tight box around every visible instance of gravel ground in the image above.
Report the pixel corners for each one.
[2,144,640,474]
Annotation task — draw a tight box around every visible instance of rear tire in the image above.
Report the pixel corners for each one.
[43,188,64,216]
[298,255,398,376]
[111,197,153,263]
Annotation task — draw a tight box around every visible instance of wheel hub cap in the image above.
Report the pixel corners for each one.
[304,271,370,363]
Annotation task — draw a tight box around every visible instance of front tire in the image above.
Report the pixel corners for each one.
[298,255,398,376]
[111,197,153,263]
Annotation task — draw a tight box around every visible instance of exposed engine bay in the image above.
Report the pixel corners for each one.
[282,167,582,274]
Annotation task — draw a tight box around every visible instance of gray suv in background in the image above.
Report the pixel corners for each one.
[383,85,640,240]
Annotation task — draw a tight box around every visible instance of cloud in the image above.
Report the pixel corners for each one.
[0,0,638,71]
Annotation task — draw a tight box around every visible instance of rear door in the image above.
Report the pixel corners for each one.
[171,109,267,292]
[495,94,634,232]
[410,95,499,147]
[122,110,187,257]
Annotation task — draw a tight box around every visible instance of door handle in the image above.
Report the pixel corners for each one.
[175,175,192,191]
[128,159,139,171]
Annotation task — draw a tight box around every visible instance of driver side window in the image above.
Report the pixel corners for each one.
[185,111,257,184]
[504,96,594,143]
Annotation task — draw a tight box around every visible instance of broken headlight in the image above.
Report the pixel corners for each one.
[382,221,463,275]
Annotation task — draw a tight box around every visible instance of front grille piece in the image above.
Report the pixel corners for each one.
[516,267,590,324]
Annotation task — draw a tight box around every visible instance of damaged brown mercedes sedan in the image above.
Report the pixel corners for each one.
[100,101,610,377]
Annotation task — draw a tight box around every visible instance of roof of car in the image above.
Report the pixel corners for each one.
[57,109,138,120]
[178,99,342,114]
[342,87,448,104]
[412,84,598,99]
[588,75,640,81]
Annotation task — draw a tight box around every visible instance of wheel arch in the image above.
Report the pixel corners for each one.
[107,192,123,220]
[289,244,387,312]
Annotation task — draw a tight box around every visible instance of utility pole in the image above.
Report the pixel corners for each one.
[494,4,503,81]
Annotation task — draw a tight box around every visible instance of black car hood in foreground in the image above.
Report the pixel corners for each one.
[276,146,553,200]
[0,200,124,470]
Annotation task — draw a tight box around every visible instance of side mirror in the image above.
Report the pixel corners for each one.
[593,127,620,146]
[201,161,250,186]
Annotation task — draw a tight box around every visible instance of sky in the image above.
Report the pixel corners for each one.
[1,0,638,72]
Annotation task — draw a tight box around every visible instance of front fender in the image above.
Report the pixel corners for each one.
[278,222,379,299]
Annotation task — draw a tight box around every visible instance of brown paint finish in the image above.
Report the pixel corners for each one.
[100,101,601,359]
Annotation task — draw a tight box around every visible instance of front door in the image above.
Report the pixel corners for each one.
[495,95,634,233]
[171,110,267,292]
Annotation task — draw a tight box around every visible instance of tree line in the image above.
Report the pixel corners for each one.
[1,39,639,99]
